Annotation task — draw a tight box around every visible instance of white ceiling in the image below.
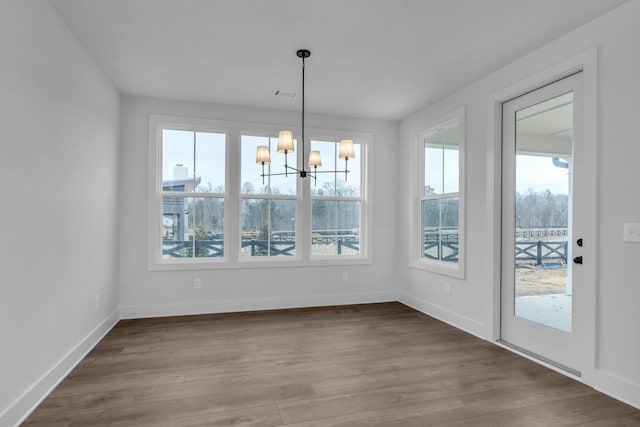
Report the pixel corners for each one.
[49,0,628,121]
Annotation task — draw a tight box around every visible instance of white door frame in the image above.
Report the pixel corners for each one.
[501,72,582,373]
[485,48,598,385]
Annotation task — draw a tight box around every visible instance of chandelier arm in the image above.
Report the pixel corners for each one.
[310,170,351,174]
[285,164,304,173]
[261,163,306,178]
[260,172,292,178]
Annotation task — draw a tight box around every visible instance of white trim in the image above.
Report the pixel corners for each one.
[147,116,231,268]
[486,47,598,384]
[398,292,485,339]
[147,255,373,271]
[594,370,640,410]
[1,308,120,427]
[409,106,466,279]
[119,291,395,319]
[148,114,373,271]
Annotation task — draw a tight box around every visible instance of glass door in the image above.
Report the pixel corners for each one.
[501,72,583,373]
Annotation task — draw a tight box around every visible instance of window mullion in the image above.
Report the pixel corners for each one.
[267,198,272,256]
[191,132,197,258]
[440,144,444,259]
[334,142,338,197]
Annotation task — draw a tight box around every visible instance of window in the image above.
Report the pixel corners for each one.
[414,109,465,277]
[311,139,362,257]
[148,115,370,269]
[159,128,226,261]
[240,135,297,257]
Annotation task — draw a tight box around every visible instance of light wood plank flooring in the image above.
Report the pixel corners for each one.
[24,302,640,426]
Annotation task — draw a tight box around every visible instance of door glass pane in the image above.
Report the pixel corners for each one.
[514,92,573,332]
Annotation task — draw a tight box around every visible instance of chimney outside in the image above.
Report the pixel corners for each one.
[174,164,188,179]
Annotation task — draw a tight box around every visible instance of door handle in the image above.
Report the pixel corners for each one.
[576,238,583,247]
[573,256,583,264]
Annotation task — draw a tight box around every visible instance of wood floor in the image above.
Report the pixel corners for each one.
[24,302,640,426]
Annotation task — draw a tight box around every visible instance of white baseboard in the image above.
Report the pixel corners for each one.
[595,370,640,410]
[120,291,396,319]
[1,308,120,427]
[398,292,486,339]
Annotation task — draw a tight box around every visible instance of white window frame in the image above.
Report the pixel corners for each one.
[410,107,466,278]
[147,114,371,270]
[309,137,367,259]
[239,132,300,260]
[147,116,230,269]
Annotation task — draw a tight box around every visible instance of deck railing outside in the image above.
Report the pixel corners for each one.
[163,227,569,264]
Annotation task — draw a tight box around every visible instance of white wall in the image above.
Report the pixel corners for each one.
[0,1,121,425]
[398,0,640,408]
[118,95,398,318]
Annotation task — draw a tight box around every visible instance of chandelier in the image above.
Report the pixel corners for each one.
[255,49,355,184]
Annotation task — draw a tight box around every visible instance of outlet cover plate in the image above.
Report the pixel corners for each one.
[623,223,640,243]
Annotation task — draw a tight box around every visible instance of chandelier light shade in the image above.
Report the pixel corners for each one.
[339,139,355,159]
[256,49,355,184]
[256,145,271,164]
[308,150,323,167]
[277,130,294,153]
[255,145,272,184]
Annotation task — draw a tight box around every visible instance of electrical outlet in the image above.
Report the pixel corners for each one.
[193,278,202,289]
[444,283,451,296]
[95,294,100,309]
[342,272,349,282]
[623,223,640,243]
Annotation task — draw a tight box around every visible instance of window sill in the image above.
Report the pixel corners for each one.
[409,259,465,279]
[148,256,372,271]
